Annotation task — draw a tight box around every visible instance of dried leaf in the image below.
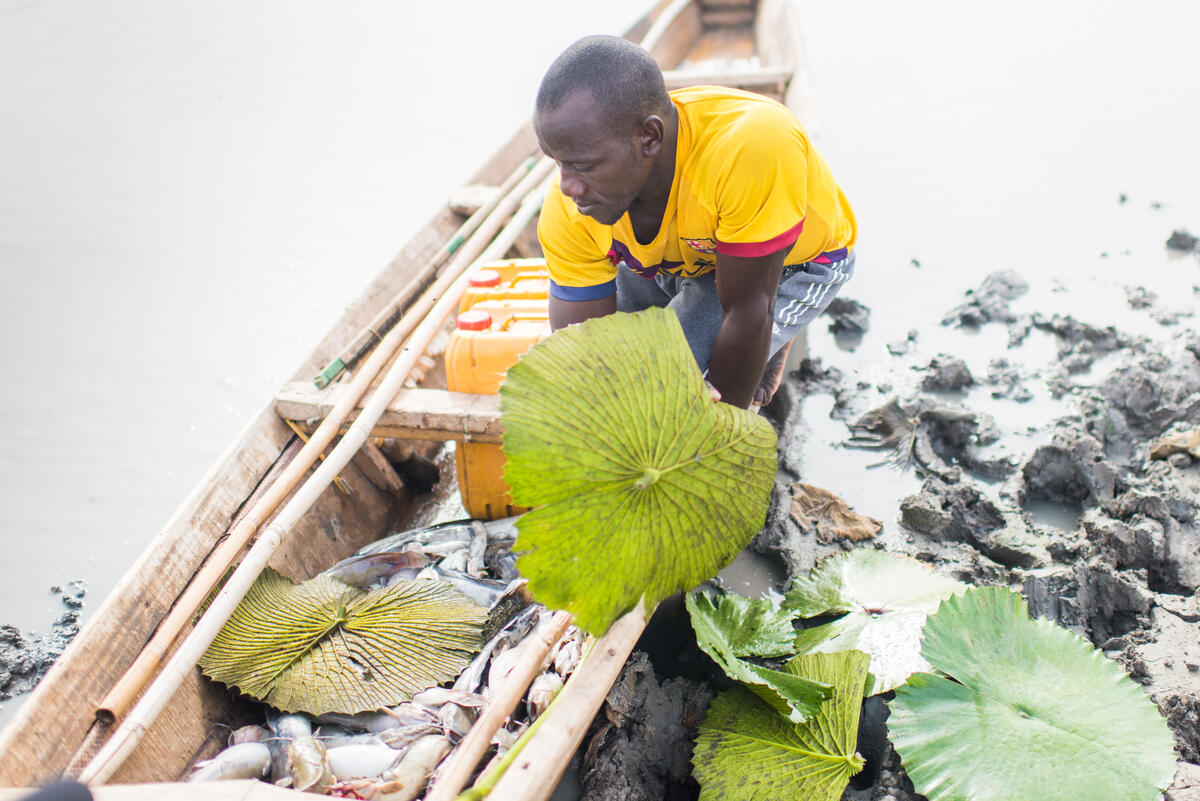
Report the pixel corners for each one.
[790,483,881,543]
[1148,428,1200,460]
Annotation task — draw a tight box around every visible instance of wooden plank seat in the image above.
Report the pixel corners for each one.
[274,381,503,443]
[662,64,790,93]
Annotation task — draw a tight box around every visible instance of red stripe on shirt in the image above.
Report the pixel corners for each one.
[715,219,805,258]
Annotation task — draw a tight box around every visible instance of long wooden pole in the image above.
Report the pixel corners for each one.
[77,159,554,787]
[425,611,573,801]
[485,604,649,801]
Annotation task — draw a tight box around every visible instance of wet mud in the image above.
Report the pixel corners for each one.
[0,582,85,706]
[763,270,1200,800]
[589,265,1200,800]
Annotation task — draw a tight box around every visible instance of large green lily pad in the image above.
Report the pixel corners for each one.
[692,650,870,801]
[200,569,487,714]
[500,308,778,634]
[786,549,967,691]
[890,587,1177,801]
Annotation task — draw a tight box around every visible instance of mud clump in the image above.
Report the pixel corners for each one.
[940,270,1028,328]
[0,581,86,702]
[920,355,972,392]
[578,651,712,801]
[823,297,871,350]
[1167,229,1198,253]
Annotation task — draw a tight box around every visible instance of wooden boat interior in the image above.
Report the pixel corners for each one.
[0,0,805,793]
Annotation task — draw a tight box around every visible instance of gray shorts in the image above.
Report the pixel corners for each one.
[615,250,855,372]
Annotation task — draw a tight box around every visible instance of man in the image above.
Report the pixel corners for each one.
[534,35,856,409]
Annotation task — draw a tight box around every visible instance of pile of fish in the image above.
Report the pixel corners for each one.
[188,518,583,799]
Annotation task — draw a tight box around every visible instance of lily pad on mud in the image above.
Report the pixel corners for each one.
[692,650,871,801]
[199,569,487,715]
[686,592,831,722]
[500,308,778,635]
[786,549,967,692]
[890,587,1177,801]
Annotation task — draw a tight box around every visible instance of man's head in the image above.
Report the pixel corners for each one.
[534,35,673,225]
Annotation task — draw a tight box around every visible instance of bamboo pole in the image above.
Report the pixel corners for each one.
[485,604,649,801]
[77,158,554,787]
[313,155,540,388]
[425,611,573,801]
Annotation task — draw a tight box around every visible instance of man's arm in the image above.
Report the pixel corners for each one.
[707,247,788,408]
[549,294,617,331]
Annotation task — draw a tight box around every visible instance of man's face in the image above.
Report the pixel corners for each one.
[535,90,653,226]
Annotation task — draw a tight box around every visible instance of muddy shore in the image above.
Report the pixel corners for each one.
[583,255,1200,800]
[0,582,85,711]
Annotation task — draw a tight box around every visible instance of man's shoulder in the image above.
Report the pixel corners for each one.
[671,85,794,119]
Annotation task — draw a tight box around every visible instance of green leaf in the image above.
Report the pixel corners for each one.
[890,587,1177,801]
[692,650,870,801]
[200,569,488,715]
[691,591,798,659]
[500,308,778,634]
[785,549,967,691]
[686,592,831,722]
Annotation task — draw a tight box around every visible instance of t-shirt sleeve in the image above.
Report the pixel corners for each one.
[713,108,808,257]
[537,183,618,300]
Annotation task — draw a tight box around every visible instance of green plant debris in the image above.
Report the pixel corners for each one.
[686,592,831,723]
[500,308,778,635]
[786,549,967,691]
[693,650,870,801]
[890,587,1177,801]
[199,568,487,715]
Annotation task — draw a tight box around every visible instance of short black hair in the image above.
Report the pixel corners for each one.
[535,35,671,135]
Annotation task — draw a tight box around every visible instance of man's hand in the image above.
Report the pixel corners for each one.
[707,247,789,408]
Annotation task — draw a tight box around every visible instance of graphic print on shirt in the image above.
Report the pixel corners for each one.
[608,239,682,280]
[681,236,718,255]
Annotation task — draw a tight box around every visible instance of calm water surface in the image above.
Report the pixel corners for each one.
[1,0,1198,721]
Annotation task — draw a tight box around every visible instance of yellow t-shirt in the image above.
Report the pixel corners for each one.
[538,85,857,300]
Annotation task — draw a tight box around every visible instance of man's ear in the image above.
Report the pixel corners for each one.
[636,115,665,158]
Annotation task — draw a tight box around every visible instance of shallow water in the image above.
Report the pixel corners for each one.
[1,0,1199,725]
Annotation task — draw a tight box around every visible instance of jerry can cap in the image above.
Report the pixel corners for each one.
[456,309,493,331]
[468,269,502,288]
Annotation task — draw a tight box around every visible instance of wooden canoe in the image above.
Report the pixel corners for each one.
[0,0,808,794]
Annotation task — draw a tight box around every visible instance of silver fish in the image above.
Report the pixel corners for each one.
[323,551,429,589]
[286,735,333,792]
[266,711,313,782]
[454,605,541,695]
[314,708,410,734]
[384,702,439,727]
[358,521,479,556]
[188,741,271,782]
[527,672,564,720]
[326,742,403,780]
[437,702,476,739]
[315,730,390,749]
[438,549,470,573]
[378,722,442,750]
[378,735,453,801]
[411,688,487,709]
[387,566,512,609]
[466,520,488,578]
[228,724,270,746]
[551,626,584,678]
